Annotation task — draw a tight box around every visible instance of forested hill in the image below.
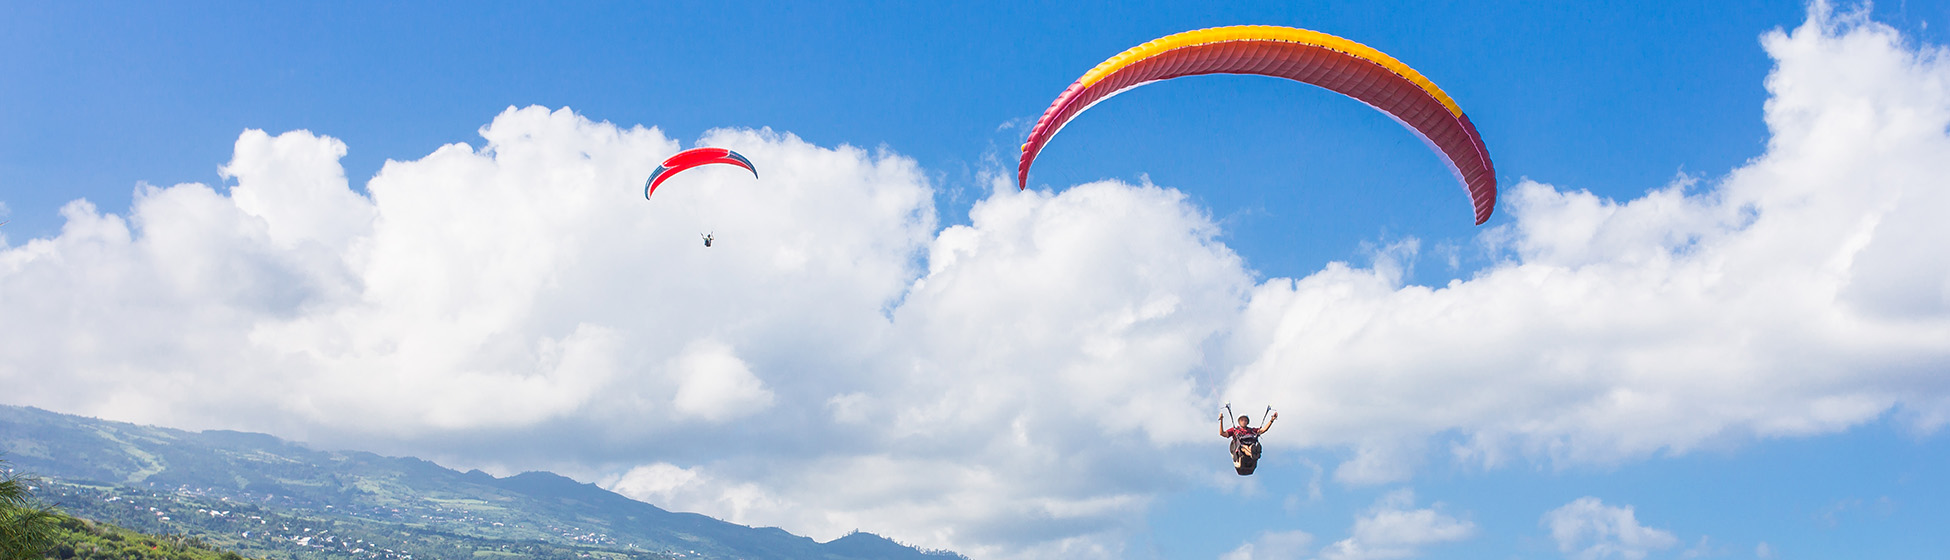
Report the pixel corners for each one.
[0,405,962,560]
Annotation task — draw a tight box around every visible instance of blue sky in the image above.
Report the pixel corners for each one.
[12,0,1917,276]
[4,1,1950,559]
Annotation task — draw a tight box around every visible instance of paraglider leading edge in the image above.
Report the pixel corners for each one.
[645,147,759,199]
[1015,25,1498,225]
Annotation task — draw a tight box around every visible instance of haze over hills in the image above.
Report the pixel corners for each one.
[0,404,962,560]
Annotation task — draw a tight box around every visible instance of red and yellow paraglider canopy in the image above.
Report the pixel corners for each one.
[1018,25,1498,225]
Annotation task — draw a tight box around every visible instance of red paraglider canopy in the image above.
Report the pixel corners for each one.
[645,147,759,199]
[1018,26,1497,224]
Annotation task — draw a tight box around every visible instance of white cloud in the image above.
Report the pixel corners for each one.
[0,105,939,447]
[1317,489,1474,560]
[600,178,1248,559]
[1286,458,1326,511]
[0,102,1238,559]
[1221,529,1315,560]
[670,340,775,421]
[1542,497,1678,560]
[2,4,1949,559]
[605,462,787,526]
[1678,536,1715,559]
[1334,437,1424,486]
[1222,1,1950,474]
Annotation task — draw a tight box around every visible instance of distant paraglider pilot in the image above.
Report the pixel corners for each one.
[1221,409,1276,475]
[644,147,754,247]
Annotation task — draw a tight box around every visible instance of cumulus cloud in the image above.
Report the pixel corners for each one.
[1223,1,1950,474]
[0,105,1239,558]
[1317,489,1474,560]
[3,4,1950,559]
[1221,529,1315,560]
[0,105,945,463]
[606,178,1248,559]
[669,340,775,421]
[1542,497,1678,560]
[606,462,787,525]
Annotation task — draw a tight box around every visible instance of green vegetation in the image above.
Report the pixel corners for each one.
[37,483,683,560]
[3,459,60,560]
[37,482,678,560]
[7,458,256,560]
[41,515,250,560]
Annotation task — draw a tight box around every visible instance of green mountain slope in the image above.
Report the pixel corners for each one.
[43,514,260,560]
[0,405,960,560]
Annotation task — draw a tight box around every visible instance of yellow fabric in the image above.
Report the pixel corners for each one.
[1074,26,1465,119]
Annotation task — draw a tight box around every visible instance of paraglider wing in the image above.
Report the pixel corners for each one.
[645,147,759,199]
[1017,26,1497,224]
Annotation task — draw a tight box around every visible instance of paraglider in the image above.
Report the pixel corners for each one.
[1220,404,1277,476]
[644,147,757,248]
[644,147,758,199]
[1017,25,1498,224]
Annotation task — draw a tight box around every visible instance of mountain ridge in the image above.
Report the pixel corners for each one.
[0,404,960,560]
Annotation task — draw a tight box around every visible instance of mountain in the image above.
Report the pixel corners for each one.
[0,405,961,560]
[43,513,258,560]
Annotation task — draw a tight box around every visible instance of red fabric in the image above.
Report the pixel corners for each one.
[1224,427,1260,438]
[645,147,758,199]
[1018,38,1497,225]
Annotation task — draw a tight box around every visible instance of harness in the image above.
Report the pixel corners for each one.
[1228,428,1259,454]
[1222,404,1273,475]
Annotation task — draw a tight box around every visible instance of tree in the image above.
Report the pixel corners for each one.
[0,458,60,560]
